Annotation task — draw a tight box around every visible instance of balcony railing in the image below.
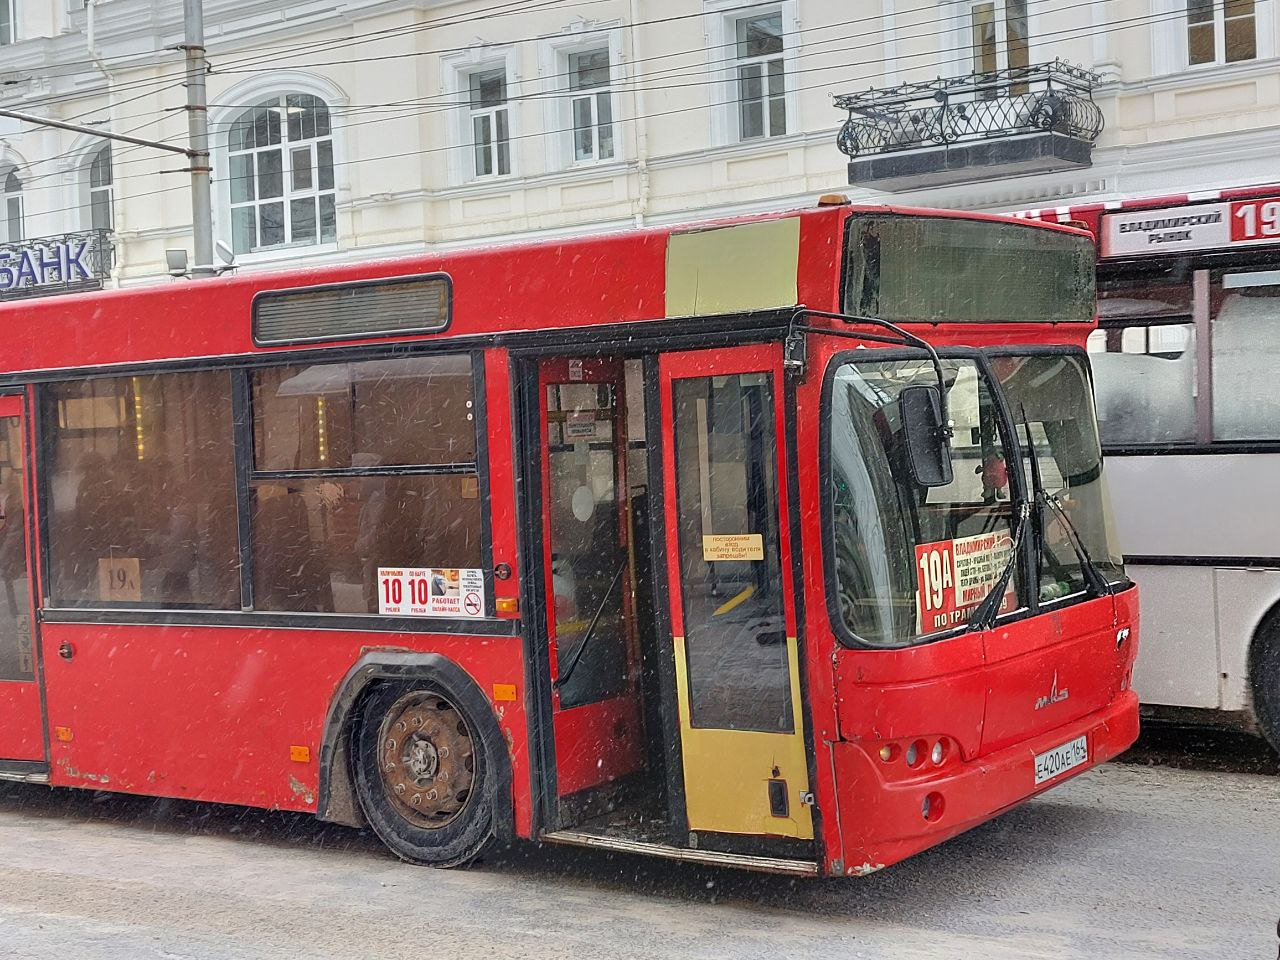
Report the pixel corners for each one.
[834,60,1104,190]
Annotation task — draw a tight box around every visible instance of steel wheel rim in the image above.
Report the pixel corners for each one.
[377,691,476,829]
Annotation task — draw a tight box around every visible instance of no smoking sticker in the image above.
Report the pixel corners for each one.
[378,567,486,619]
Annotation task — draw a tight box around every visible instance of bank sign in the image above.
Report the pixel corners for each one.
[1102,196,1280,258]
[0,230,111,299]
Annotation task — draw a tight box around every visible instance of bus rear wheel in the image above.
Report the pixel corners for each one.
[1251,619,1280,755]
[353,679,497,867]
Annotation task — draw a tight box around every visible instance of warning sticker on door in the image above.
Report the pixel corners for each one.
[378,567,486,619]
[915,531,1015,633]
[702,533,765,562]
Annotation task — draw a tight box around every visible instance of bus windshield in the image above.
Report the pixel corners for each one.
[828,356,1019,648]
[989,352,1127,599]
[843,216,1096,325]
[827,350,1125,648]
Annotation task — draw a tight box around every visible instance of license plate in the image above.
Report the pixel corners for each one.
[1034,735,1089,785]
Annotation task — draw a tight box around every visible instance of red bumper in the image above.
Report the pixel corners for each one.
[826,691,1139,876]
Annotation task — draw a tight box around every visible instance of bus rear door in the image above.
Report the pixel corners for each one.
[0,394,43,768]
[657,345,813,841]
[538,359,646,811]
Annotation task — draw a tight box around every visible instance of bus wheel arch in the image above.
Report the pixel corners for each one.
[1248,604,1280,753]
[317,653,514,863]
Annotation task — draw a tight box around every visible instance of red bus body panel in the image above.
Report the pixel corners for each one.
[40,622,533,831]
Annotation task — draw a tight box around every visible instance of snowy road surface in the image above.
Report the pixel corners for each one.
[0,762,1275,960]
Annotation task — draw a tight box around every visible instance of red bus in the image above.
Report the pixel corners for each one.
[0,200,1138,877]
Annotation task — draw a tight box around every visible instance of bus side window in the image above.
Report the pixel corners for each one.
[44,371,241,610]
[248,354,487,616]
[1086,324,1196,446]
[1210,273,1280,441]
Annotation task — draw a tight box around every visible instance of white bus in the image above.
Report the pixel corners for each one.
[1019,185,1280,752]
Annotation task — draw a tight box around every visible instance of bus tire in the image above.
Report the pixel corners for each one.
[1251,617,1280,755]
[352,676,502,867]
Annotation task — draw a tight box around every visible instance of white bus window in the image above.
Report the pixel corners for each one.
[1211,274,1280,441]
[1098,275,1192,322]
[1086,323,1197,445]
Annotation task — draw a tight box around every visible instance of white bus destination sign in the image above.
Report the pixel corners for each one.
[1102,196,1280,258]
[0,230,111,299]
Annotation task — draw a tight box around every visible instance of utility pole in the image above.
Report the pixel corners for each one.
[0,1,216,279]
[182,0,215,278]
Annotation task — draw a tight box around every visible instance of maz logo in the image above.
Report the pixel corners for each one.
[1034,671,1070,711]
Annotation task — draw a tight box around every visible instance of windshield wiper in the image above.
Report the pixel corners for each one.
[970,408,1112,631]
[1019,409,1113,601]
[969,498,1030,632]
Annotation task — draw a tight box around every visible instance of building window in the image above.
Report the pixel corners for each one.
[87,144,112,232]
[1,169,22,243]
[734,12,786,140]
[227,93,335,255]
[468,69,511,178]
[0,1,14,46]
[969,0,1029,92]
[1188,0,1256,65]
[567,49,614,163]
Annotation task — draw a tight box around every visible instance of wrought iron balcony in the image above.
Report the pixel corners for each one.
[834,60,1104,191]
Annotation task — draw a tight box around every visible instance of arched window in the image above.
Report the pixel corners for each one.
[88,144,113,232]
[228,93,335,254]
[1,169,22,243]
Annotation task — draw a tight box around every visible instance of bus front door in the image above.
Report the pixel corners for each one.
[538,359,645,811]
[657,346,813,841]
[0,395,43,767]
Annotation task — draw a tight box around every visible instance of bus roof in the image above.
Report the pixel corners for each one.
[1011,183,1280,260]
[0,202,1088,379]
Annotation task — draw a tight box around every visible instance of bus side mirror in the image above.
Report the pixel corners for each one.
[900,385,954,488]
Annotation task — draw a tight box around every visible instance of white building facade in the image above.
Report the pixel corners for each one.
[0,0,1275,284]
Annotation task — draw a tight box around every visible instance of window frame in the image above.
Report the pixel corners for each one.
[538,25,625,172]
[733,10,787,141]
[0,0,14,46]
[467,67,512,179]
[1187,0,1258,66]
[1152,0,1272,74]
[442,46,519,185]
[704,0,800,147]
[34,348,501,633]
[85,143,113,233]
[819,345,1035,650]
[962,0,1032,77]
[1092,260,1280,454]
[565,48,617,165]
[1,167,23,244]
[37,368,243,612]
[226,93,337,256]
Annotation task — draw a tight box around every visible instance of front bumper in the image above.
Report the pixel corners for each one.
[827,690,1140,876]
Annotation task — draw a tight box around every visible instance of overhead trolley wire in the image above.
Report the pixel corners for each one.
[10,3,1170,207]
